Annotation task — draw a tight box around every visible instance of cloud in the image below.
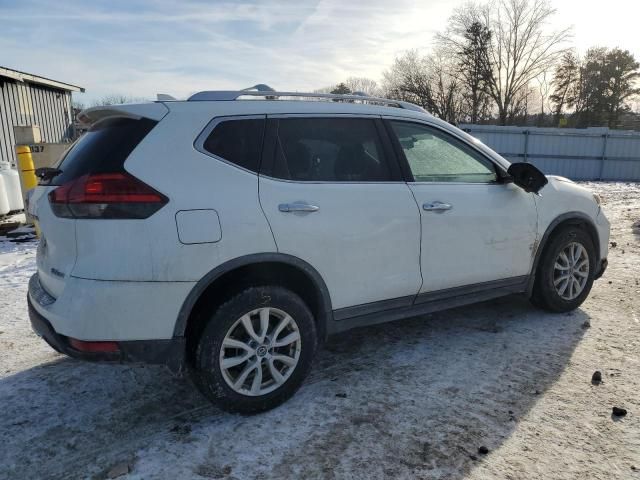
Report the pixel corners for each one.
[0,0,452,102]
[2,0,637,105]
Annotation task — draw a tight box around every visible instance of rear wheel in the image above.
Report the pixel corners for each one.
[193,286,317,413]
[531,226,596,312]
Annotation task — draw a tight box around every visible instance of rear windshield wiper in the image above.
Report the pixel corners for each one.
[35,167,63,182]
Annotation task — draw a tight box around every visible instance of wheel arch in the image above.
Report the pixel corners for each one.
[174,253,333,363]
[527,211,600,294]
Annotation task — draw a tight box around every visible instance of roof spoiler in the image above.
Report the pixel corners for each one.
[77,103,169,126]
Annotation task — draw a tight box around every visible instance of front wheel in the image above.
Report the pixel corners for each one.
[531,226,596,312]
[193,286,317,413]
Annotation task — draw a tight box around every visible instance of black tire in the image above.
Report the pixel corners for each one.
[531,226,596,312]
[193,285,317,414]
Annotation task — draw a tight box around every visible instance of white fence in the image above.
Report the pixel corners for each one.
[460,125,640,181]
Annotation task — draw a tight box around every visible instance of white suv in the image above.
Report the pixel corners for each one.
[27,90,610,413]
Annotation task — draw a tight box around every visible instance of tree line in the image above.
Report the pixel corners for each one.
[323,0,640,130]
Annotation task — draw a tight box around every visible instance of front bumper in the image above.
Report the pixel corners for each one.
[596,208,610,263]
[28,274,186,371]
[594,258,608,280]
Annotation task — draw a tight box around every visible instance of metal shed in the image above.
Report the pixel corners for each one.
[0,66,84,167]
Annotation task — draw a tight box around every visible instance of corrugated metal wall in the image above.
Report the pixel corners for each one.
[460,125,640,181]
[0,78,73,166]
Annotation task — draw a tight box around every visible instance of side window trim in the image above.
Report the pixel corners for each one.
[382,118,504,184]
[259,115,404,184]
[194,114,266,174]
[382,119,415,182]
[373,117,404,182]
[260,117,278,178]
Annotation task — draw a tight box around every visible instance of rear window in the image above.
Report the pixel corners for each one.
[43,117,157,186]
[201,118,265,173]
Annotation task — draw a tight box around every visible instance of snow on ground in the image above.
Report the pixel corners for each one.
[0,183,639,480]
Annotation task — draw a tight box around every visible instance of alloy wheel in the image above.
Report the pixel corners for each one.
[219,307,301,396]
[553,241,589,301]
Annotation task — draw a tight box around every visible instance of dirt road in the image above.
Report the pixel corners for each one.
[1,182,638,479]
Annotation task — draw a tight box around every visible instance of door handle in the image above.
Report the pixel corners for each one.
[423,201,452,212]
[278,202,320,213]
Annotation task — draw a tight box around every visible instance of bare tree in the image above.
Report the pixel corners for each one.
[426,50,466,123]
[316,78,382,97]
[382,50,433,106]
[91,94,148,107]
[344,77,381,96]
[536,71,551,118]
[484,0,571,124]
[507,84,539,123]
[383,50,465,123]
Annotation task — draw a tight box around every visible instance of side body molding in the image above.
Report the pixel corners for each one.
[526,211,601,294]
[173,253,333,338]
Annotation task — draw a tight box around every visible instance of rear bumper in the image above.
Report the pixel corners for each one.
[28,272,194,340]
[27,273,187,371]
[28,296,185,369]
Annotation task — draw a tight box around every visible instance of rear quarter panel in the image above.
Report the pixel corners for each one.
[72,103,277,282]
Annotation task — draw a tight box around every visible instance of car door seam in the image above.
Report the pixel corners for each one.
[258,176,279,252]
[406,183,424,301]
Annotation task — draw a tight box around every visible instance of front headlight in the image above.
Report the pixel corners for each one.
[593,193,602,206]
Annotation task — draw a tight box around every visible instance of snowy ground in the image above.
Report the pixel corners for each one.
[1,182,639,480]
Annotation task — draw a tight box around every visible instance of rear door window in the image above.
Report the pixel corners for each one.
[44,117,157,186]
[264,117,399,182]
[200,118,265,173]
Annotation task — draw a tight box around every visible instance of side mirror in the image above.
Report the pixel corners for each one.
[506,162,548,194]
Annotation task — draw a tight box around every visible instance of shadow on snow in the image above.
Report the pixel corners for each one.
[0,295,588,479]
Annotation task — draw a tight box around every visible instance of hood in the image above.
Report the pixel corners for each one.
[545,175,596,199]
[545,175,575,184]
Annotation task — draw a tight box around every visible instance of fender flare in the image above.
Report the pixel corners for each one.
[173,253,333,338]
[527,211,601,294]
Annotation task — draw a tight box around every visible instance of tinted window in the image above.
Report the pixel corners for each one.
[270,118,393,182]
[202,118,265,172]
[390,121,497,183]
[46,117,157,185]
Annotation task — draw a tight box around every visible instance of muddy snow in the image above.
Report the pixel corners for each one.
[1,182,638,480]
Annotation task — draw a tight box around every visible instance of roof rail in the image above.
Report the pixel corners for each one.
[186,90,426,113]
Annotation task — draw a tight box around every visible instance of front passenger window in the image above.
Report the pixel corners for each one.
[390,121,497,183]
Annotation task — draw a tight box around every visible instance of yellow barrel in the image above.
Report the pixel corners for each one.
[16,145,41,237]
[16,145,38,193]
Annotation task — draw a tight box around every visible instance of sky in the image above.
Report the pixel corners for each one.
[1,0,639,105]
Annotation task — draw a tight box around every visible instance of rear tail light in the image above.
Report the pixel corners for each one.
[49,172,168,219]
